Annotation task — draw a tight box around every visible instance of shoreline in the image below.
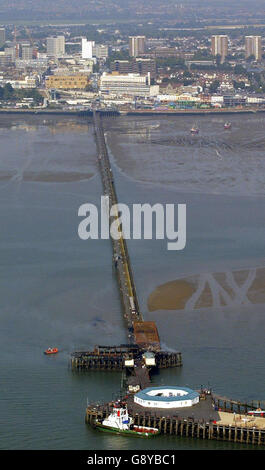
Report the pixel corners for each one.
[124,107,265,116]
[0,107,264,117]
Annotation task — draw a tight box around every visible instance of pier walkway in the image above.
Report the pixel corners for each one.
[93,110,142,340]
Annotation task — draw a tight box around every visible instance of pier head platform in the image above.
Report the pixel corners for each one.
[85,388,265,446]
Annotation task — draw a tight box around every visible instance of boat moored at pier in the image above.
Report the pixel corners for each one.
[94,403,160,438]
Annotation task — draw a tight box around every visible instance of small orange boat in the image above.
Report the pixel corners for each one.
[44,347,58,355]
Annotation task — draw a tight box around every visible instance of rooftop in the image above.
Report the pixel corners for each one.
[136,386,199,403]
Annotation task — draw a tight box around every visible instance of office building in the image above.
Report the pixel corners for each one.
[21,44,34,61]
[93,44,108,59]
[47,36,65,57]
[129,36,146,57]
[46,74,89,90]
[0,28,5,47]
[111,58,156,78]
[245,36,262,61]
[0,51,11,66]
[82,39,94,59]
[211,35,228,63]
[4,46,16,62]
[100,72,158,97]
[81,39,108,59]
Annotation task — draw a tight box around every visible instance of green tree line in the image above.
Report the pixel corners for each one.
[0,83,43,104]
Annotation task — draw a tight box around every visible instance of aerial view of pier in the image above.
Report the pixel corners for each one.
[1,0,265,459]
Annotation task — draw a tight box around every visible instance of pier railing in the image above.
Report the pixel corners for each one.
[212,394,265,415]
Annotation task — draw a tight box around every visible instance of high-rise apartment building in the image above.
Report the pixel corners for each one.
[211,35,228,63]
[129,36,146,57]
[245,36,262,61]
[0,28,5,47]
[47,36,65,57]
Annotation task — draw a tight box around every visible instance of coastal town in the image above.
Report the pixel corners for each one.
[0,21,265,113]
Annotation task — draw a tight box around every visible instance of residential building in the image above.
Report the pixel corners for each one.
[129,36,146,57]
[211,35,228,63]
[47,36,65,57]
[159,82,182,95]
[245,36,262,61]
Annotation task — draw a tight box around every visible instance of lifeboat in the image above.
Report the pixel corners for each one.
[44,347,58,355]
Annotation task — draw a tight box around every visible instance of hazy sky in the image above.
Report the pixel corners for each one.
[0,0,264,21]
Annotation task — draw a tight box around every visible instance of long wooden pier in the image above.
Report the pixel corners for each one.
[71,110,182,369]
[93,110,142,337]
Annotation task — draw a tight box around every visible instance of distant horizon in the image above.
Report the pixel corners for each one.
[0,0,264,23]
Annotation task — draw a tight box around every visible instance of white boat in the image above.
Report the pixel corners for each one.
[94,403,160,438]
